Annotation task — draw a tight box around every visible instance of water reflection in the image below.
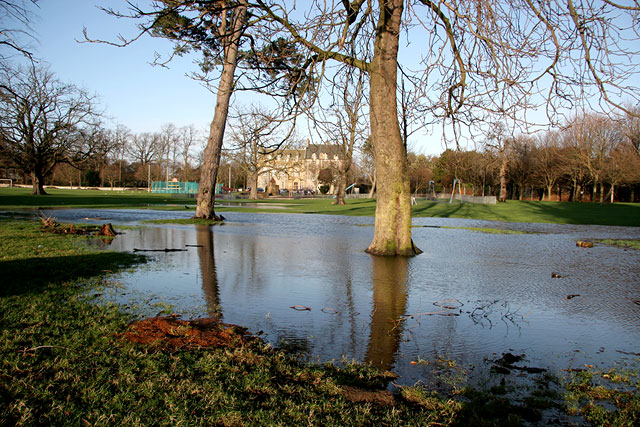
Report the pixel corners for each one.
[195,225,220,318]
[366,256,408,371]
[69,209,640,384]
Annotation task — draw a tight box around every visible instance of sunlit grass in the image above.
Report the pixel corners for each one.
[3,188,639,227]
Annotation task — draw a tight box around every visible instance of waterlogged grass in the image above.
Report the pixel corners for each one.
[412,225,535,234]
[564,367,640,426]
[595,239,640,250]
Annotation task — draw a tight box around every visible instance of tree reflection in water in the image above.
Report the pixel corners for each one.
[195,224,221,318]
[365,256,409,371]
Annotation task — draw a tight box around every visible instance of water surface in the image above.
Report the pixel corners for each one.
[45,208,640,385]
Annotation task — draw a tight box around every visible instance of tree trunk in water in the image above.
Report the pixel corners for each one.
[31,171,47,195]
[365,0,419,256]
[194,4,247,220]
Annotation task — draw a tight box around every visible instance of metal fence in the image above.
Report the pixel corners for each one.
[151,181,200,194]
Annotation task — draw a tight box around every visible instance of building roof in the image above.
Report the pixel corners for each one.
[304,144,344,160]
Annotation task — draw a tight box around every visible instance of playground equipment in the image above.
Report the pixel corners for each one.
[151,181,199,195]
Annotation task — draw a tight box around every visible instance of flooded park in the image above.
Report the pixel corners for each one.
[48,208,640,386]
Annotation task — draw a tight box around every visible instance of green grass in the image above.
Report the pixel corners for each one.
[595,239,640,250]
[0,187,196,209]
[3,187,640,227]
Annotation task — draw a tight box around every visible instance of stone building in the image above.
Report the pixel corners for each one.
[257,142,345,193]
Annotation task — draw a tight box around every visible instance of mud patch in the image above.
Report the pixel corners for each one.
[342,386,396,406]
[121,315,252,351]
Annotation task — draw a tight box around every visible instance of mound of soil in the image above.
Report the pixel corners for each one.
[342,386,396,406]
[121,316,252,351]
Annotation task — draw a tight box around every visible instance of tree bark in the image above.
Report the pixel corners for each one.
[249,172,258,200]
[498,156,508,202]
[365,0,419,256]
[334,164,348,205]
[31,170,47,195]
[610,183,615,203]
[194,3,247,220]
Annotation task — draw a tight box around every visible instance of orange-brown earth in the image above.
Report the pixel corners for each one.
[120,315,252,351]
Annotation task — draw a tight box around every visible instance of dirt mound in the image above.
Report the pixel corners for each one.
[121,315,252,351]
[342,386,396,406]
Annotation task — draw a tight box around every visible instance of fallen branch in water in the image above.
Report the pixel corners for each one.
[133,248,188,252]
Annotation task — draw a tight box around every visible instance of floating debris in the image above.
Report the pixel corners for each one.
[133,248,188,252]
[290,305,311,311]
[321,307,338,314]
[551,272,564,278]
[576,240,594,248]
[433,299,464,310]
[491,352,547,374]
[566,294,580,300]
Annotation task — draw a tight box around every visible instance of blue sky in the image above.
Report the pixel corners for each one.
[29,0,216,135]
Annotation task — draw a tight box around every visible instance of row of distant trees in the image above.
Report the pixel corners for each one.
[407,111,640,203]
[0,63,207,191]
[3,64,640,202]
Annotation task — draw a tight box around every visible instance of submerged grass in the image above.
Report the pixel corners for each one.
[1,218,639,425]
[595,239,640,250]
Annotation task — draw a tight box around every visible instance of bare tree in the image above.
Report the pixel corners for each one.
[603,142,640,203]
[179,125,198,182]
[0,64,98,194]
[534,131,564,201]
[509,135,536,200]
[309,68,368,204]
[0,0,38,64]
[228,105,294,199]
[256,0,640,255]
[128,132,159,166]
[483,123,511,202]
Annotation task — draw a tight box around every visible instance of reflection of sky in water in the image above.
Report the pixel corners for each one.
[49,208,640,385]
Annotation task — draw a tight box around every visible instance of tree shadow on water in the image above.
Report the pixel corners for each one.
[0,252,144,297]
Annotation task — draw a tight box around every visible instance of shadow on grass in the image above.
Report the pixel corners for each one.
[518,201,640,226]
[0,252,144,297]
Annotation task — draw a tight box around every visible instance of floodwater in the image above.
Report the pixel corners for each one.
[44,208,640,385]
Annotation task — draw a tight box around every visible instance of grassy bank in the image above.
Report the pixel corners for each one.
[2,187,640,226]
[1,219,638,425]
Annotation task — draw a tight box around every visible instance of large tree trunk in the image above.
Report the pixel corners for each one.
[333,165,348,205]
[610,183,615,203]
[31,170,47,195]
[249,172,258,200]
[366,0,419,257]
[194,3,247,220]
